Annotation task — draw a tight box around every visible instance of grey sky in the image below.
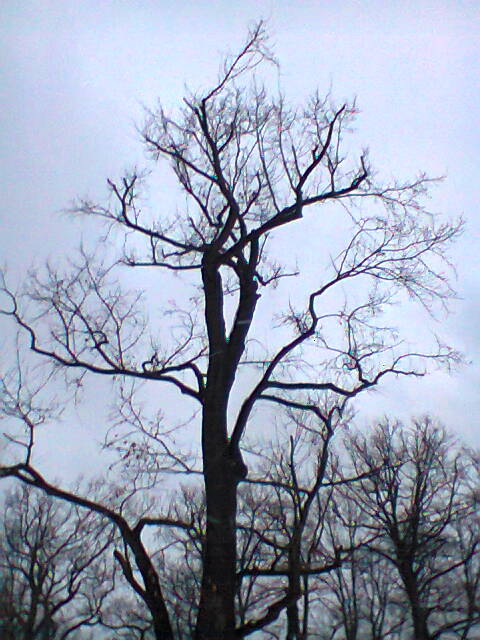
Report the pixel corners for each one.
[1,1,479,481]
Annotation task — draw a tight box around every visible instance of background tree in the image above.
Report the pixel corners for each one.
[235,413,349,639]
[318,478,407,640]
[0,484,114,640]
[0,22,464,640]
[339,418,480,640]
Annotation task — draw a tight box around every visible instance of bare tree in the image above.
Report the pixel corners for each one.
[341,418,480,640]
[0,22,463,640]
[0,484,113,640]
[235,414,349,640]
[318,493,407,640]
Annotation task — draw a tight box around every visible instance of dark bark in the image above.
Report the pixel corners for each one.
[196,255,252,640]
[285,530,303,640]
[285,560,301,640]
[399,564,431,640]
[126,538,174,640]
[196,443,240,640]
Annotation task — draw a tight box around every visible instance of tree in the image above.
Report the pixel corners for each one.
[234,417,350,639]
[339,418,480,639]
[0,484,114,640]
[0,22,463,640]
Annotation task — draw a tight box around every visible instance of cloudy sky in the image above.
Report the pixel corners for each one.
[1,1,479,480]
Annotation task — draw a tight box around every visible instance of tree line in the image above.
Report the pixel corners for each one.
[1,419,478,638]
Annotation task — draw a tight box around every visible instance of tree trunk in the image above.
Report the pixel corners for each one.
[410,602,431,640]
[399,565,431,640]
[195,255,254,639]
[195,370,246,639]
[286,552,301,640]
[196,448,239,640]
[286,596,301,640]
[194,344,240,639]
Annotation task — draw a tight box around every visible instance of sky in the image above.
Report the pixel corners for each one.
[1,0,479,482]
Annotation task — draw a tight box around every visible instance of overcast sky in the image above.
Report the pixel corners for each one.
[1,1,479,480]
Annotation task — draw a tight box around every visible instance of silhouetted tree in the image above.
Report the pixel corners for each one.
[0,484,113,640]
[0,22,463,640]
[340,418,480,640]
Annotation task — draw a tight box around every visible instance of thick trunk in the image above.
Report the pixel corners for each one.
[196,453,239,640]
[399,566,431,640]
[195,255,255,639]
[410,604,431,640]
[195,370,240,638]
[286,597,300,640]
[195,387,247,640]
[286,558,301,640]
